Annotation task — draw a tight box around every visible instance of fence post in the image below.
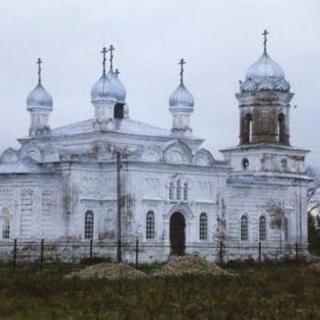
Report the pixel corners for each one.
[13,238,17,268]
[295,242,299,263]
[90,239,93,260]
[135,238,139,268]
[219,241,223,264]
[258,241,262,263]
[40,239,44,270]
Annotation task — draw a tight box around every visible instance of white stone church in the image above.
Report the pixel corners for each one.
[0,33,311,259]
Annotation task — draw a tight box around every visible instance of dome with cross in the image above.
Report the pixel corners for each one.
[91,45,126,103]
[26,58,53,111]
[169,58,194,110]
[240,30,290,93]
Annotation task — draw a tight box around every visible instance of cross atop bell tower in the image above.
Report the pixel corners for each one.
[179,58,186,85]
[262,29,269,53]
[37,58,42,84]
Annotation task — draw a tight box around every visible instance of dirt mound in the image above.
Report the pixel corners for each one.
[66,263,147,280]
[306,262,320,273]
[157,255,231,276]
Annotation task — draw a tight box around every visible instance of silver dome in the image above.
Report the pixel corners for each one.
[26,83,53,110]
[169,83,194,109]
[91,70,126,103]
[240,51,290,93]
[246,52,285,80]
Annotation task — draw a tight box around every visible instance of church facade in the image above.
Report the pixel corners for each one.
[0,33,311,261]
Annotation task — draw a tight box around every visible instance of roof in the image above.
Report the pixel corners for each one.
[0,159,51,174]
[50,118,173,138]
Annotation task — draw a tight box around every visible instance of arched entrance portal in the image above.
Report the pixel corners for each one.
[170,212,186,255]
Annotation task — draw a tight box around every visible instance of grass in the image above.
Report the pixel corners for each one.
[0,261,320,319]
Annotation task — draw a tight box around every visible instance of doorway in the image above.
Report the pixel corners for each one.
[170,212,186,255]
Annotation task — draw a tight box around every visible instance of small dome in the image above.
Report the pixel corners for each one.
[26,83,53,110]
[169,83,194,109]
[91,70,126,103]
[246,52,285,80]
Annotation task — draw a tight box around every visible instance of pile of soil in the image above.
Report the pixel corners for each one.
[157,255,231,276]
[66,262,147,280]
[305,262,320,273]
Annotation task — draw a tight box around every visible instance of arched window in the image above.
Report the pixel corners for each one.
[199,212,208,240]
[278,113,286,144]
[114,103,125,119]
[169,182,174,200]
[2,216,10,239]
[242,158,249,170]
[146,211,155,239]
[176,179,181,200]
[241,215,248,241]
[243,113,253,144]
[259,216,267,241]
[84,210,94,239]
[284,216,289,241]
[183,183,188,201]
[1,208,10,240]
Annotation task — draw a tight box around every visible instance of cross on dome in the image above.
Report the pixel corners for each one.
[37,58,42,84]
[108,44,115,72]
[262,29,269,53]
[101,47,107,74]
[179,58,186,85]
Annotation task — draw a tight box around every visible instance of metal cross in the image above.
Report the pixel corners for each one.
[107,44,115,71]
[262,29,269,53]
[115,69,120,77]
[101,47,107,74]
[179,58,186,85]
[37,58,42,84]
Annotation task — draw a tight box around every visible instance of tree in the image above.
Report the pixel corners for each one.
[306,166,320,218]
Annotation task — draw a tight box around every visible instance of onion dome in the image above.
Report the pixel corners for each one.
[246,52,285,81]
[91,45,126,103]
[169,83,194,108]
[26,58,53,111]
[91,70,126,103]
[240,30,290,93]
[169,58,194,110]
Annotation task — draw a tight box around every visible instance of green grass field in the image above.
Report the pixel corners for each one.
[0,261,320,319]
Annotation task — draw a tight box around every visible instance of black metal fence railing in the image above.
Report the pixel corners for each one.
[0,239,311,269]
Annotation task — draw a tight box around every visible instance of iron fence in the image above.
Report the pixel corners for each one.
[0,239,312,269]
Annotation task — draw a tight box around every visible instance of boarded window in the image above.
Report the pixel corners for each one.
[84,210,94,239]
[146,211,155,239]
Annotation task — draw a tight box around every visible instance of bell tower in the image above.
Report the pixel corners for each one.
[237,30,293,146]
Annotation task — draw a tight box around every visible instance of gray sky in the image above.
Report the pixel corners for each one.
[0,0,319,164]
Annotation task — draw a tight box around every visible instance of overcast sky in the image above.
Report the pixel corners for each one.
[0,0,319,164]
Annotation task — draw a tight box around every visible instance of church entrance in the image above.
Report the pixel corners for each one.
[170,212,185,255]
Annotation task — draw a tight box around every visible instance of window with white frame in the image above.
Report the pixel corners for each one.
[146,211,155,239]
[84,210,94,239]
[199,212,208,240]
[169,182,174,200]
[259,216,267,241]
[183,183,188,201]
[176,179,181,200]
[241,215,248,241]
